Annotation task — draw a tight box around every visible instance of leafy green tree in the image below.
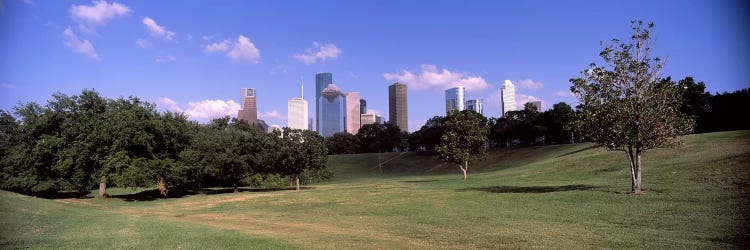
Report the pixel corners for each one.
[277,129,328,191]
[435,110,489,180]
[542,102,576,144]
[326,132,360,154]
[570,21,693,194]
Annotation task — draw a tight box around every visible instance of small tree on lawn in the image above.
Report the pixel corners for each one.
[436,110,488,180]
[279,128,327,191]
[570,21,693,194]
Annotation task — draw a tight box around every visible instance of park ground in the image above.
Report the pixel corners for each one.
[1,130,748,249]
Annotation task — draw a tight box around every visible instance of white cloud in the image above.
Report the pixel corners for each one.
[156,97,182,112]
[62,27,99,60]
[69,0,130,33]
[204,39,231,52]
[383,64,490,92]
[184,99,241,121]
[259,110,285,120]
[135,39,152,48]
[366,109,380,115]
[227,35,260,63]
[516,79,543,90]
[155,55,176,63]
[293,42,341,64]
[516,94,544,110]
[142,17,176,41]
[201,34,215,41]
[186,33,193,40]
[556,89,576,98]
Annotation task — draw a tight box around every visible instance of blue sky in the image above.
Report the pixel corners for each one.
[1,0,748,132]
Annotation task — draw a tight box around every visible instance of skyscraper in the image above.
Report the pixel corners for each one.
[445,86,465,114]
[466,99,483,115]
[315,73,332,133]
[501,80,517,116]
[360,99,367,114]
[238,88,257,124]
[388,82,408,132]
[319,84,345,137]
[287,98,308,130]
[345,92,361,134]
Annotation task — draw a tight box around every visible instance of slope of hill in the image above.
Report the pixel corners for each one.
[1,130,748,248]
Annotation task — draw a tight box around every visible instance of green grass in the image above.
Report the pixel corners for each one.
[1,130,748,249]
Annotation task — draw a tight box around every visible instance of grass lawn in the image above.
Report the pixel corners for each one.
[1,130,748,249]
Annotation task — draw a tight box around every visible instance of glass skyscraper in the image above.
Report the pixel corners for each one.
[319,84,345,137]
[466,99,483,115]
[388,82,408,132]
[445,86,465,114]
[315,73,333,133]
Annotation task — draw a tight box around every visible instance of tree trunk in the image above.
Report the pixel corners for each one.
[626,147,643,194]
[460,161,468,180]
[98,176,106,197]
[295,175,300,191]
[233,182,239,193]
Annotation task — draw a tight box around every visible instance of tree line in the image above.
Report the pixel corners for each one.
[0,90,328,196]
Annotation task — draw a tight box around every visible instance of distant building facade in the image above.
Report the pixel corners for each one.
[360,113,377,128]
[445,86,465,114]
[501,80,517,116]
[345,92,361,134]
[466,99,484,115]
[388,82,408,132]
[360,99,367,114]
[287,98,308,130]
[238,88,257,124]
[319,84,346,137]
[315,73,333,133]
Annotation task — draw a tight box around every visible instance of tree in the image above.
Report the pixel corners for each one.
[570,21,693,194]
[277,128,328,191]
[357,122,408,153]
[326,132,360,155]
[435,110,488,180]
[542,102,576,144]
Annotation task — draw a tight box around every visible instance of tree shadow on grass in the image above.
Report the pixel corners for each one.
[110,186,315,202]
[400,180,441,183]
[459,184,599,194]
[556,145,601,158]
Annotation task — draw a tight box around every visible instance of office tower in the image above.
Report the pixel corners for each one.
[308,118,314,131]
[345,92,361,134]
[445,86,465,114]
[360,113,377,128]
[319,84,345,137]
[501,80,517,116]
[315,73,333,132]
[388,82,408,132]
[267,125,282,134]
[528,101,542,112]
[288,83,309,130]
[256,119,269,132]
[466,99,484,115]
[375,115,383,124]
[360,99,367,114]
[287,98,308,130]
[237,88,257,124]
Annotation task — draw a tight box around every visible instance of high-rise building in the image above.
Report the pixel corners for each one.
[360,113,377,128]
[360,99,367,114]
[466,99,484,115]
[501,80,517,116]
[445,86,465,114]
[345,92,361,134]
[388,82,408,132]
[375,115,383,124]
[319,84,345,137]
[315,73,333,133]
[308,118,314,131]
[288,82,308,130]
[528,100,542,112]
[287,98,308,130]
[238,88,257,124]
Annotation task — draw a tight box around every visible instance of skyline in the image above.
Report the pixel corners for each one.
[1,1,748,132]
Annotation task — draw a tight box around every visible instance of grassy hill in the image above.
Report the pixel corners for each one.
[1,130,748,249]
